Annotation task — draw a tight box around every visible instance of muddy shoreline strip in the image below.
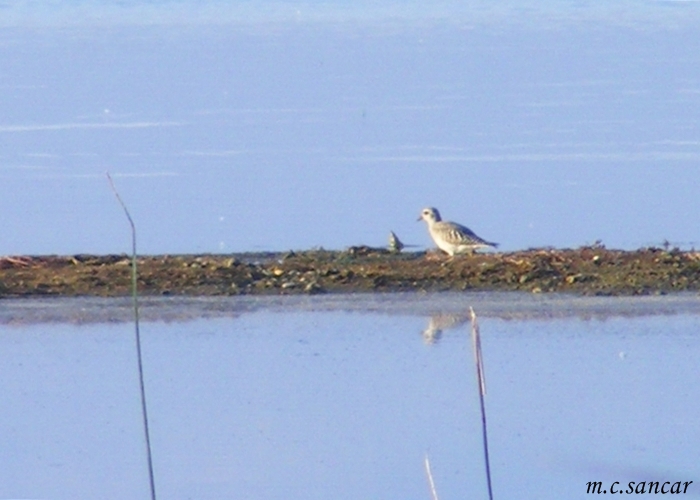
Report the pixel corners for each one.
[2,246,700,298]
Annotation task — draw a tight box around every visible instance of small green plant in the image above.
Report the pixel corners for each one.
[107,172,157,500]
[470,307,494,500]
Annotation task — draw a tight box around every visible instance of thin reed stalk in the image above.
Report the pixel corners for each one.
[424,454,440,500]
[469,306,494,500]
[107,173,157,500]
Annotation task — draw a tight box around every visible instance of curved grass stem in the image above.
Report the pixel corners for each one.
[107,172,157,500]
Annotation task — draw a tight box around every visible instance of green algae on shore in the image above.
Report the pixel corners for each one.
[2,246,700,298]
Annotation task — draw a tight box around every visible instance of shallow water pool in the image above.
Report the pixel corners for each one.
[0,293,698,499]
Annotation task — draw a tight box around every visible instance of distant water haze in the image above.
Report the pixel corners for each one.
[1,1,700,255]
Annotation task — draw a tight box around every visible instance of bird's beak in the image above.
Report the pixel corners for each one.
[416,215,422,222]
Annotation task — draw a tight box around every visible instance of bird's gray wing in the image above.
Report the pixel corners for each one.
[446,222,498,247]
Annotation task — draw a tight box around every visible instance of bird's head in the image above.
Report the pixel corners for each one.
[418,207,441,223]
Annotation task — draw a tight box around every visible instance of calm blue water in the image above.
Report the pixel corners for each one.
[2,1,700,255]
[0,294,698,499]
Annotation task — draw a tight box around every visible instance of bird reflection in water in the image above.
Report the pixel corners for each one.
[421,313,470,344]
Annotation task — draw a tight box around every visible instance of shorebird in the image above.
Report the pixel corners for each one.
[388,231,404,253]
[418,207,498,256]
